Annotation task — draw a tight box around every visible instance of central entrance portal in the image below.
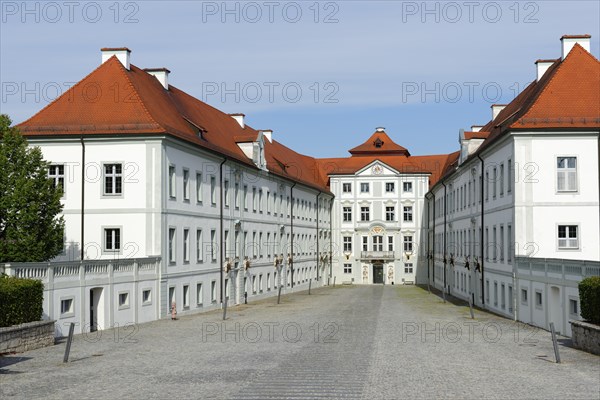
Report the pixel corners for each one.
[373,264,384,284]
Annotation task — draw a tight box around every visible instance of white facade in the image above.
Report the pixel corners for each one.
[422,36,600,337]
[330,161,428,285]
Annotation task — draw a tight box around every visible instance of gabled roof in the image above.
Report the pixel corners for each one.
[476,44,600,154]
[17,55,330,193]
[348,130,411,156]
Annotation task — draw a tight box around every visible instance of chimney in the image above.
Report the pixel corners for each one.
[471,125,483,132]
[491,104,507,120]
[145,68,170,90]
[230,113,245,129]
[375,127,385,132]
[535,59,555,81]
[560,34,591,60]
[261,129,273,143]
[101,47,131,70]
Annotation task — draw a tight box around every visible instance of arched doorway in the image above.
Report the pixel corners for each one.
[89,287,104,332]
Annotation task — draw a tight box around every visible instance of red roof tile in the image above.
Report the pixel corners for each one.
[348,130,411,156]
[17,56,331,193]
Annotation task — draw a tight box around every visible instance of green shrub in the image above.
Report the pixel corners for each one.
[0,276,44,327]
[579,276,600,324]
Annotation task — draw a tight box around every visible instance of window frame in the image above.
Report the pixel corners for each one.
[103,162,124,197]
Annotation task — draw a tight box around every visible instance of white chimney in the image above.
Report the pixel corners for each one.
[230,114,245,128]
[375,127,385,132]
[145,68,170,90]
[535,59,555,81]
[491,104,507,120]
[471,125,483,132]
[560,34,591,60]
[261,129,273,143]
[101,47,131,70]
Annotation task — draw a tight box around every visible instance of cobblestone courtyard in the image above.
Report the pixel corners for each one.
[1,285,599,399]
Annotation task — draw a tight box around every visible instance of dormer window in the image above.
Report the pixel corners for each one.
[374,138,384,148]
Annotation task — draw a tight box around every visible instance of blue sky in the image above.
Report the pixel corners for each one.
[1,1,599,158]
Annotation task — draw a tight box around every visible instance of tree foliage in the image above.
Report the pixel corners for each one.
[0,114,65,262]
[579,276,600,324]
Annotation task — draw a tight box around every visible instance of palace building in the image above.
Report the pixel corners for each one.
[3,34,599,337]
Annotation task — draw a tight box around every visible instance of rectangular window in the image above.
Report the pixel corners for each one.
[119,292,129,308]
[343,263,352,274]
[385,182,395,193]
[210,229,217,261]
[343,207,352,222]
[386,206,395,222]
[196,172,203,203]
[494,282,498,306]
[501,283,506,309]
[362,236,368,251]
[142,289,151,305]
[558,225,578,249]
[499,164,504,196]
[104,163,123,195]
[196,283,203,306]
[183,169,190,201]
[360,182,370,193]
[557,157,577,192]
[342,183,351,193]
[211,281,217,303]
[183,229,190,262]
[259,189,263,213]
[492,167,497,198]
[507,225,512,263]
[535,291,543,308]
[196,229,203,262]
[48,164,65,193]
[104,228,121,252]
[404,263,413,274]
[403,236,413,252]
[60,298,74,315]
[210,176,216,205]
[521,289,528,306]
[500,225,504,262]
[372,236,383,251]
[569,299,578,315]
[388,236,394,251]
[493,227,497,261]
[234,183,240,209]
[168,228,176,263]
[183,285,190,308]
[507,159,512,193]
[243,185,248,210]
[224,180,229,207]
[343,236,352,252]
[485,171,489,201]
[403,206,413,222]
[360,206,370,221]
[403,182,412,192]
[168,165,176,198]
[266,190,271,214]
[252,188,257,212]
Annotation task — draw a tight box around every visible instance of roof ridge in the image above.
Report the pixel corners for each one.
[116,61,164,131]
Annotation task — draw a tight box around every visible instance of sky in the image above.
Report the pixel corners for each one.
[1,1,599,158]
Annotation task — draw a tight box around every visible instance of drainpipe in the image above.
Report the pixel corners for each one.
[290,182,296,288]
[477,154,485,307]
[316,191,322,282]
[425,193,431,285]
[329,198,333,282]
[432,192,436,287]
[441,181,448,293]
[80,136,85,261]
[219,158,226,304]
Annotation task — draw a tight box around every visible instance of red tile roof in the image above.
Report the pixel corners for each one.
[348,130,411,156]
[463,131,490,140]
[17,56,331,193]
